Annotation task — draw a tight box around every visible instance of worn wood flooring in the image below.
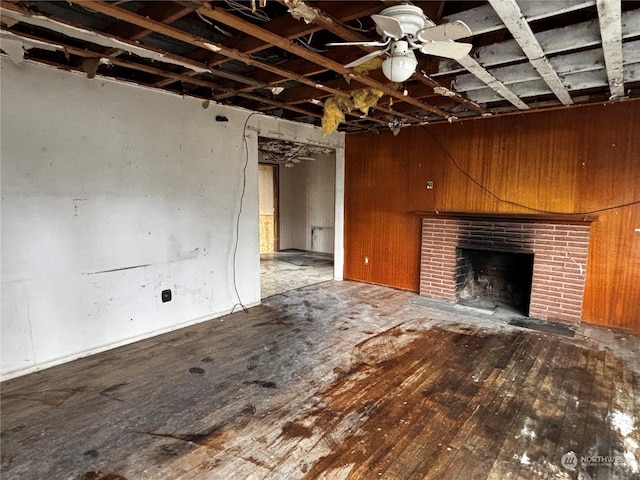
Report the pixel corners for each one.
[260,251,334,299]
[1,281,639,480]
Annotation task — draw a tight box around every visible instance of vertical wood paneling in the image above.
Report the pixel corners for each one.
[345,100,640,331]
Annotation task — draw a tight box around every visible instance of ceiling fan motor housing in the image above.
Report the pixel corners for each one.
[376,5,429,38]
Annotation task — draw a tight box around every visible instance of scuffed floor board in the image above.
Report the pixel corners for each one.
[1,281,639,479]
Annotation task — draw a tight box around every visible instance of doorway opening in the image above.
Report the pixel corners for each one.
[258,138,336,298]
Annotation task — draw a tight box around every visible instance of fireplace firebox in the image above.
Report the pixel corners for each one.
[455,248,534,315]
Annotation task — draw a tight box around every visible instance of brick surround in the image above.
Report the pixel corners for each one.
[420,216,591,323]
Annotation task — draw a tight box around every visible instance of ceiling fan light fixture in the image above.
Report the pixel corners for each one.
[382,49,417,83]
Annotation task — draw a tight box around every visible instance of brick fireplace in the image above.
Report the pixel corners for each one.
[419,213,593,323]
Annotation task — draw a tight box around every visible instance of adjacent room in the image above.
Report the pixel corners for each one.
[2,1,639,479]
[258,138,336,298]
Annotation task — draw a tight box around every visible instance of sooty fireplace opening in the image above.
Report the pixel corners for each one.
[456,248,534,315]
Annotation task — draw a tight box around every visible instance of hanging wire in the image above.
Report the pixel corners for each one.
[428,131,640,215]
[296,32,328,53]
[230,112,259,314]
[196,11,233,37]
[345,18,369,32]
[223,0,271,22]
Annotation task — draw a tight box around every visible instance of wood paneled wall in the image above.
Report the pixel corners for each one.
[344,100,640,331]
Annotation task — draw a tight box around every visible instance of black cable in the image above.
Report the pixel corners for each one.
[427,132,640,215]
[231,112,258,314]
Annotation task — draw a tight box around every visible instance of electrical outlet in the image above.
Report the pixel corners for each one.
[162,289,172,303]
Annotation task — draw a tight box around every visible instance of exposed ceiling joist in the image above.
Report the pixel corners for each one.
[196,4,451,119]
[488,0,573,105]
[596,0,625,99]
[438,9,640,77]
[61,1,431,125]
[2,0,637,133]
[0,28,219,89]
[63,1,384,110]
[0,5,210,73]
[455,56,530,110]
[454,39,640,101]
[149,2,380,92]
[446,0,596,36]
[102,3,198,58]
[278,0,487,115]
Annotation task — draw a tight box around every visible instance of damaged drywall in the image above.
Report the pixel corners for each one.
[0,30,61,64]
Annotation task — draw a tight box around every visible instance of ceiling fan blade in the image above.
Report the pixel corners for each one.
[371,14,404,39]
[419,41,472,60]
[344,49,387,69]
[327,40,389,47]
[417,20,472,42]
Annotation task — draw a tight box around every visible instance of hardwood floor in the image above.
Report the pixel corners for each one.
[260,251,334,298]
[1,281,639,480]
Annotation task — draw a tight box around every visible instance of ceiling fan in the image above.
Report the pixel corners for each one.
[327,5,473,83]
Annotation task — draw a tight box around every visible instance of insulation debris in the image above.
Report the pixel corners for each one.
[322,96,353,135]
[351,88,384,115]
[322,88,384,135]
[203,42,222,53]
[351,57,384,75]
[433,86,456,97]
[283,0,319,24]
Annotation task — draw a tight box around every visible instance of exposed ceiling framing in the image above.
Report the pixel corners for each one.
[488,0,573,105]
[1,1,638,133]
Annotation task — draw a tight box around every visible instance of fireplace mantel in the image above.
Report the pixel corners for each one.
[413,210,596,225]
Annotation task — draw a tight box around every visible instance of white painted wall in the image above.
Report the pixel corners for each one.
[279,153,336,254]
[0,58,344,379]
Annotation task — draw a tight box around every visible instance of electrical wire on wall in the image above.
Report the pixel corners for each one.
[231,112,258,314]
[427,131,640,215]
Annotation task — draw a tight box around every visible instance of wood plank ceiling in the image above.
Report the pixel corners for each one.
[1,0,639,133]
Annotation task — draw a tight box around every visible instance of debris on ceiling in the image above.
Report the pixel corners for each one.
[259,138,333,167]
[1,1,638,133]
